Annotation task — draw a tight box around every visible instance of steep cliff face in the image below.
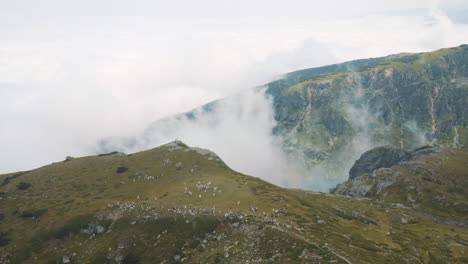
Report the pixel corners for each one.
[266,45,468,177]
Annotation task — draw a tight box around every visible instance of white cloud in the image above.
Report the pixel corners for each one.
[0,3,467,188]
[100,88,300,187]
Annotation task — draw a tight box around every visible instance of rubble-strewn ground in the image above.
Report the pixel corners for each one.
[1,141,467,263]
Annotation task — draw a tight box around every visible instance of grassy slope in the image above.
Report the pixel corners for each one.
[334,147,468,221]
[280,44,466,87]
[0,142,467,263]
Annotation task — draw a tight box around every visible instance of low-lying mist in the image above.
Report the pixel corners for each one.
[98,75,432,193]
[99,86,357,192]
[99,88,309,188]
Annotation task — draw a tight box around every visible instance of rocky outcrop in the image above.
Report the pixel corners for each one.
[348,146,411,179]
[163,140,223,162]
[347,145,441,180]
[332,145,440,196]
[331,146,468,223]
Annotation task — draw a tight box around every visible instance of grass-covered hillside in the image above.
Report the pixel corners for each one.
[333,146,468,222]
[1,141,467,263]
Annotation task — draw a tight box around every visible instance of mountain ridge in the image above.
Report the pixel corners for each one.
[97,44,468,191]
[1,141,467,263]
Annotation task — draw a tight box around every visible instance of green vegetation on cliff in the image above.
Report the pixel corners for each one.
[265,44,468,179]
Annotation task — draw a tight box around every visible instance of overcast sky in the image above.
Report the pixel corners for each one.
[1,0,468,173]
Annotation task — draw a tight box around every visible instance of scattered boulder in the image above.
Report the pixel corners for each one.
[173,255,181,262]
[389,213,420,225]
[82,223,106,235]
[62,255,70,264]
[64,156,75,162]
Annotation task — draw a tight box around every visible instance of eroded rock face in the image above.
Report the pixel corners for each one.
[332,145,443,198]
[349,146,411,180]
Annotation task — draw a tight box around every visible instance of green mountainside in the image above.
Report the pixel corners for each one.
[1,141,467,263]
[265,44,468,177]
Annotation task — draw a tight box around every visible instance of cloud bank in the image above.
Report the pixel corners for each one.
[99,88,304,187]
[1,3,468,192]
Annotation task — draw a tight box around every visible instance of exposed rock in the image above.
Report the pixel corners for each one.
[82,223,106,235]
[249,206,258,212]
[98,151,127,157]
[165,140,188,152]
[389,213,420,225]
[333,146,441,197]
[173,255,181,262]
[62,255,70,264]
[96,225,105,234]
[186,147,222,161]
[410,145,440,159]
[349,146,411,180]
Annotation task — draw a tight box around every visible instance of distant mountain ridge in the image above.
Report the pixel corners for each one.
[100,44,468,187]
